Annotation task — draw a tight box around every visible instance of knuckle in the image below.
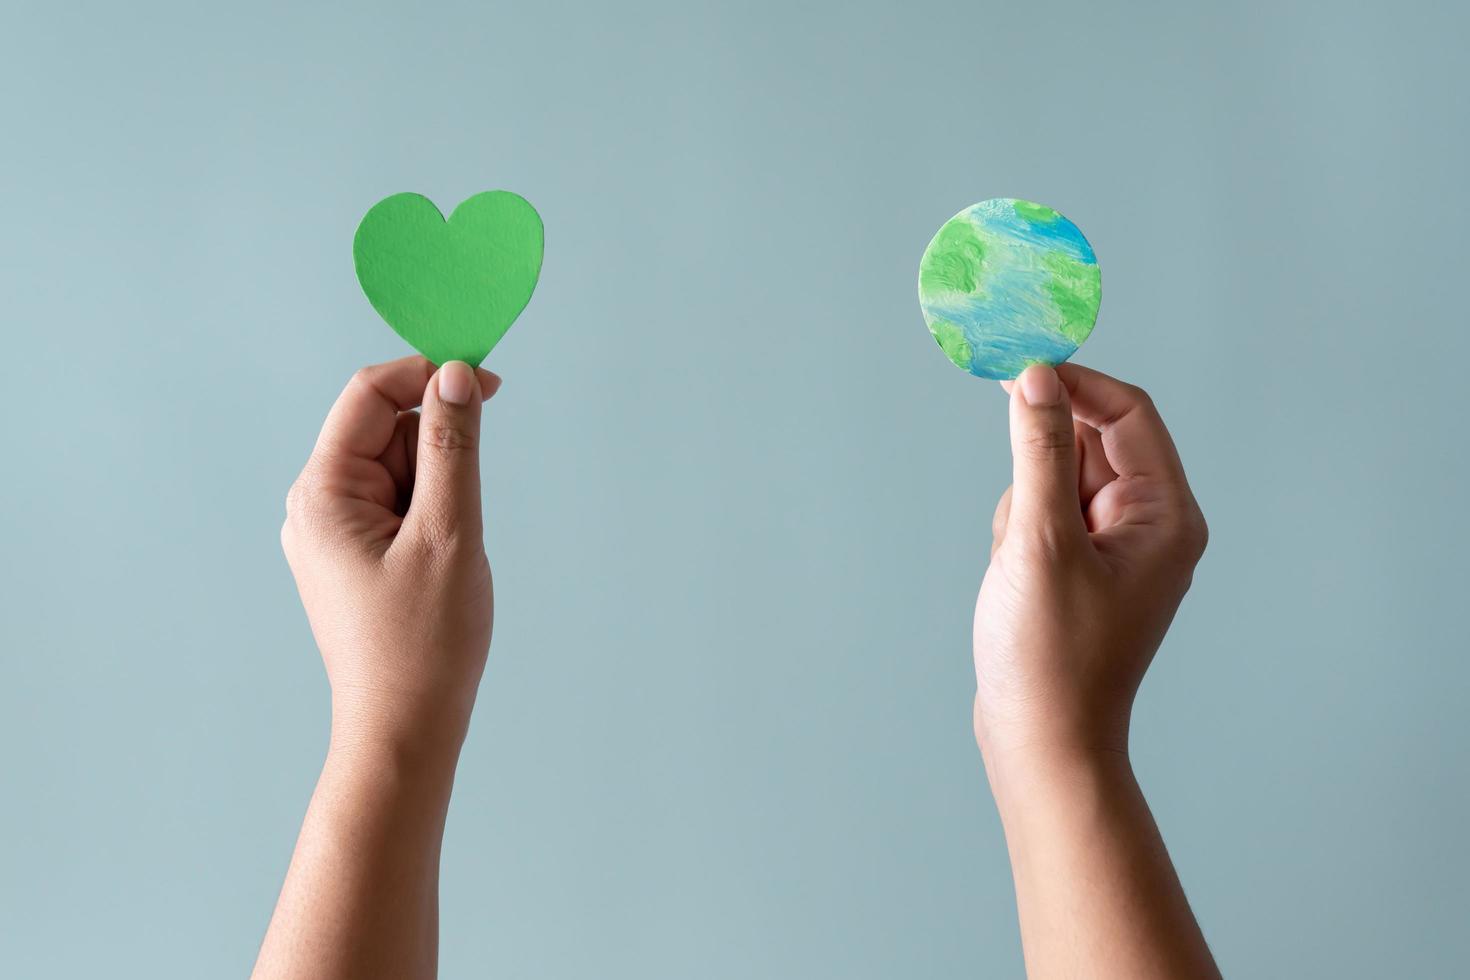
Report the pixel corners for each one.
[284,477,312,519]
[423,418,477,453]
[1168,508,1209,559]
[283,473,330,538]
[1123,382,1155,410]
[347,366,376,392]
[1021,424,1074,460]
[1185,510,1210,557]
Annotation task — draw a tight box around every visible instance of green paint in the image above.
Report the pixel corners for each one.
[919,217,986,295]
[917,198,1099,380]
[1042,251,1102,344]
[1013,199,1060,224]
[353,191,544,367]
[929,319,973,370]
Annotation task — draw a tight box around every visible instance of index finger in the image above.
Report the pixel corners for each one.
[1054,363,1187,481]
[314,356,496,461]
[313,357,437,461]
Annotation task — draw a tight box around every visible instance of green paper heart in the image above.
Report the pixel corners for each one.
[353,191,544,367]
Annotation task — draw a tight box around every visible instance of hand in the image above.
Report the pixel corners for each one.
[281,356,502,758]
[973,364,1220,978]
[255,357,501,979]
[973,363,1208,766]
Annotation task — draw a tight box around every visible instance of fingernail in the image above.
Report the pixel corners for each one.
[438,361,474,405]
[1018,365,1061,407]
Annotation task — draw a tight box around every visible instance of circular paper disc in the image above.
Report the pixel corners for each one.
[918,198,1100,380]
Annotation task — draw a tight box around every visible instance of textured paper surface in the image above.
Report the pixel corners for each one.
[354,191,544,367]
[918,198,1100,380]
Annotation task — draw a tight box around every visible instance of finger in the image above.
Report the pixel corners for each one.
[315,358,500,463]
[1009,377,1130,505]
[402,376,497,490]
[315,357,436,462]
[402,361,490,548]
[381,374,499,510]
[1007,364,1088,545]
[378,411,420,515]
[1055,364,1187,481]
[1075,419,1117,510]
[990,485,1013,557]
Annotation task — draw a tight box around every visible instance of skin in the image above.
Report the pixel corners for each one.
[977,362,1220,978]
[253,355,1218,978]
[253,356,500,980]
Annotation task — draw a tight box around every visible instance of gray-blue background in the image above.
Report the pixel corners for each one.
[3,1,1465,975]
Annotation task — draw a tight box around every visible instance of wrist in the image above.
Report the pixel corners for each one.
[328,698,470,781]
[979,737,1136,818]
[313,727,463,852]
[973,695,1132,790]
[324,724,463,799]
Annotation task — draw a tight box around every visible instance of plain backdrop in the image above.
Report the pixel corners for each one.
[2,1,1466,976]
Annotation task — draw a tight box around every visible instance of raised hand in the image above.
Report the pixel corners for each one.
[974,363,1219,980]
[974,362,1208,760]
[256,356,501,980]
[281,356,501,753]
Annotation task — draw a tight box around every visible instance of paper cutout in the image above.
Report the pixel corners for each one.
[353,191,544,367]
[918,198,1100,380]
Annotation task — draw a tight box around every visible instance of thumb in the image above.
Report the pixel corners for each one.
[405,360,486,548]
[1006,364,1086,546]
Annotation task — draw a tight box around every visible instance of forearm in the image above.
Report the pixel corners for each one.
[252,735,461,980]
[983,745,1220,979]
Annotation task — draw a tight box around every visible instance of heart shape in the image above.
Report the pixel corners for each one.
[353,191,544,367]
